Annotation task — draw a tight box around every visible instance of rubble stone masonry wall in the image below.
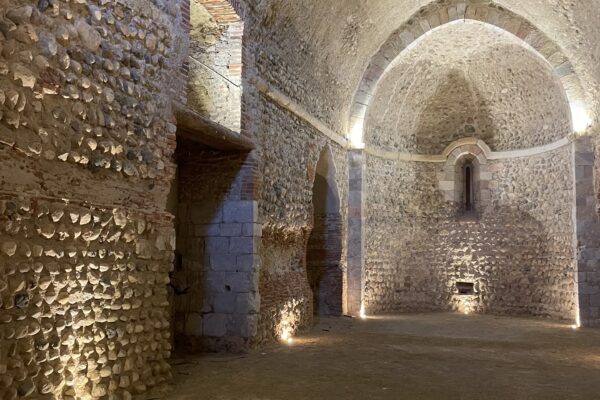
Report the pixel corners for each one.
[364,145,577,321]
[0,0,186,398]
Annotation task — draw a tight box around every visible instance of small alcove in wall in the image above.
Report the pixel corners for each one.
[438,140,492,222]
[306,146,343,317]
[455,155,480,220]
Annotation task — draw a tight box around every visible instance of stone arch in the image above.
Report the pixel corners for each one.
[306,145,343,316]
[348,0,587,147]
[186,0,245,131]
[438,139,492,214]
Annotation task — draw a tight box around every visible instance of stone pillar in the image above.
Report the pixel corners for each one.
[573,137,600,327]
[347,150,365,315]
[202,200,260,343]
[175,148,260,350]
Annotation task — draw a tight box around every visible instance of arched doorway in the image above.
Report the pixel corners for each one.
[307,147,343,316]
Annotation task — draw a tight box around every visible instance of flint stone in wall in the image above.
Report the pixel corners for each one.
[1,240,17,256]
[6,6,33,24]
[75,19,102,51]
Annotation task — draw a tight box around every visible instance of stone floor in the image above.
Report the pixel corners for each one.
[156,313,600,400]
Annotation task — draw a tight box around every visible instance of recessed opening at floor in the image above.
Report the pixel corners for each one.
[456,282,475,296]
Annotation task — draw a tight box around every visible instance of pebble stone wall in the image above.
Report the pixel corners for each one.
[0,0,185,398]
[364,23,572,154]
[1,0,599,397]
[246,98,348,342]
[364,145,577,320]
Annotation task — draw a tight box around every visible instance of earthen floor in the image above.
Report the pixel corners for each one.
[159,313,600,400]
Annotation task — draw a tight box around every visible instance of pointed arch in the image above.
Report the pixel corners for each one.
[347,1,588,148]
[306,145,343,316]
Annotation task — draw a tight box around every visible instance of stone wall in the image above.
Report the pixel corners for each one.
[172,140,259,351]
[187,1,242,131]
[0,196,174,399]
[0,0,185,397]
[364,145,577,321]
[575,136,600,327]
[243,90,348,342]
[364,22,572,154]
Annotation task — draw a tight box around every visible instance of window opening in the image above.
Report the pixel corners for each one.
[464,162,474,212]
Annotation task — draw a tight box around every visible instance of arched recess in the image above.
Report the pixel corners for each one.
[347,0,588,147]
[437,139,492,217]
[186,0,245,131]
[307,146,343,316]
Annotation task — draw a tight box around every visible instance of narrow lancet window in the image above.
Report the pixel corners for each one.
[464,162,473,212]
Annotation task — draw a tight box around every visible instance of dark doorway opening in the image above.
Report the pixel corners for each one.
[306,147,343,316]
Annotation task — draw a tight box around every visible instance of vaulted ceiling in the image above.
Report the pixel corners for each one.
[244,0,599,142]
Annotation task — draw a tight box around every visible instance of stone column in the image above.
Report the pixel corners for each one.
[573,137,600,327]
[202,199,261,344]
[347,150,365,315]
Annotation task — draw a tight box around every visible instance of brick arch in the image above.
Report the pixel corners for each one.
[194,0,245,23]
[347,0,586,147]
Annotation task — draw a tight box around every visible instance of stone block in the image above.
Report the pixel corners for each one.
[348,191,362,207]
[226,272,254,292]
[205,237,229,254]
[229,237,256,254]
[207,272,227,294]
[590,294,600,307]
[579,284,599,295]
[235,292,260,314]
[203,313,227,337]
[220,223,242,237]
[214,293,236,314]
[210,254,237,271]
[242,223,262,237]
[223,201,256,223]
[237,254,258,272]
[439,181,453,191]
[234,314,258,338]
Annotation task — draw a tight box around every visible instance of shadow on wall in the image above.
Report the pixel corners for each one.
[256,146,343,343]
[415,69,496,154]
[170,138,253,352]
[306,147,343,316]
[389,165,575,319]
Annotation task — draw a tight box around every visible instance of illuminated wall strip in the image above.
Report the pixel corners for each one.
[253,78,348,148]
[364,136,574,162]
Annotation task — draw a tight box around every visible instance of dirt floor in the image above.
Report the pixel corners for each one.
[155,313,600,400]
